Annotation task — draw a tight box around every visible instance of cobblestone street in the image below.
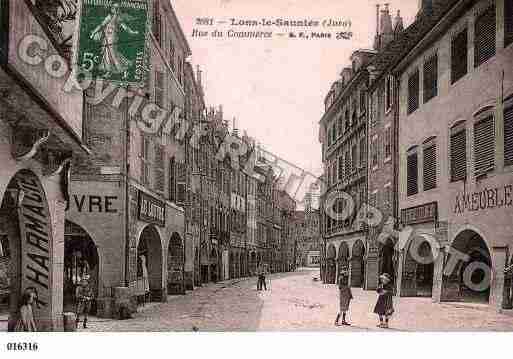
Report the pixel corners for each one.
[73,268,513,332]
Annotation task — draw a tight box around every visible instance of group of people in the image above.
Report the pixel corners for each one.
[335,272,395,329]
[15,276,93,332]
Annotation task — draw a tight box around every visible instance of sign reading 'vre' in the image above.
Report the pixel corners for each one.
[138,191,165,227]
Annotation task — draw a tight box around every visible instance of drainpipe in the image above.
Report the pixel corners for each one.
[124,85,130,288]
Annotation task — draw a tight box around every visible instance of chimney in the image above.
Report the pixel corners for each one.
[373,4,381,50]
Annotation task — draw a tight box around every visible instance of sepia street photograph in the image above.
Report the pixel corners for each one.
[0,0,513,356]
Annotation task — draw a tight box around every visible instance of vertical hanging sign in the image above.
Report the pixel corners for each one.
[16,172,53,329]
[76,0,149,84]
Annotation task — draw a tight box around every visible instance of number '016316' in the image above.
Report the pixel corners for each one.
[6,342,39,351]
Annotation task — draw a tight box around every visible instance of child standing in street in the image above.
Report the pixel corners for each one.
[373,273,394,329]
[335,271,353,326]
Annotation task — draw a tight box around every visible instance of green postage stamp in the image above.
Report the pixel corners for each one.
[76,0,149,84]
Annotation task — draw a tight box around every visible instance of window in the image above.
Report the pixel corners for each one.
[359,90,366,114]
[407,147,418,196]
[344,151,351,178]
[338,156,344,181]
[332,123,337,142]
[423,53,438,103]
[154,144,165,192]
[385,75,393,112]
[450,122,467,182]
[384,126,392,161]
[176,162,187,204]
[407,70,420,114]
[371,137,378,169]
[369,95,375,126]
[154,71,165,108]
[169,39,176,72]
[423,139,437,191]
[169,157,176,201]
[359,138,366,168]
[351,144,357,173]
[141,134,151,185]
[506,0,513,47]
[327,128,332,146]
[153,0,163,48]
[337,117,343,138]
[474,115,495,176]
[474,5,496,67]
[505,104,513,166]
[451,28,468,84]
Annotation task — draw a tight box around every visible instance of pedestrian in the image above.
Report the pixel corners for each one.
[256,264,267,291]
[373,273,395,329]
[335,271,353,326]
[14,288,37,332]
[76,275,93,329]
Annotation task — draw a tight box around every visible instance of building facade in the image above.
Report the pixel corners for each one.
[396,0,513,310]
[0,0,86,330]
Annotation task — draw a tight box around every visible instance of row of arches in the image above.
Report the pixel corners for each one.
[324,229,495,304]
[325,240,366,287]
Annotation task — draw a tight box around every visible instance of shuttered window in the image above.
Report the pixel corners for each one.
[141,134,151,185]
[503,106,513,166]
[474,115,495,176]
[154,145,165,192]
[423,141,437,191]
[351,144,357,173]
[169,157,176,201]
[176,162,187,205]
[338,156,344,181]
[359,138,366,168]
[451,28,468,84]
[345,151,351,178]
[450,123,467,182]
[384,127,392,160]
[506,0,513,47]
[408,70,419,114]
[407,149,418,196]
[385,76,393,111]
[474,5,496,67]
[423,54,438,103]
[154,71,165,108]
[153,0,163,48]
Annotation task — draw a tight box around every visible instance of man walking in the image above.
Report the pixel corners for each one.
[76,276,93,329]
[256,264,267,291]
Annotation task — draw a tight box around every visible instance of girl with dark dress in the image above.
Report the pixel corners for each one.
[373,273,394,328]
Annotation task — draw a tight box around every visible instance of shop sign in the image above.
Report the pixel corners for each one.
[16,172,52,324]
[453,184,513,214]
[138,191,165,227]
[401,202,437,226]
[76,0,149,84]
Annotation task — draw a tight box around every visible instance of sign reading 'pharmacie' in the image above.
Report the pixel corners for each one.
[16,171,53,329]
[138,191,165,227]
[453,184,513,214]
[401,202,438,226]
[76,0,149,84]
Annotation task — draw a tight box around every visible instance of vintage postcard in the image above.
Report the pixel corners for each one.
[0,0,512,356]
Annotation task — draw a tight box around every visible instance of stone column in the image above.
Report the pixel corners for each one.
[490,246,507,312]
[432,247,446,303]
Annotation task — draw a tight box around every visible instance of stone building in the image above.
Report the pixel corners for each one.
[0,0,87,330]
[66,0,190,317]
[395,0,513,311]
[319,49,375,287]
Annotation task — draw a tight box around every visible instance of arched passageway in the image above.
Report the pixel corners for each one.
[443,230,491,303]
[326,244,336,284]
[137,225,163,303]
[401,235,435,297]
[64,221,99,313]
[167,232,184,294]
[350,240,365,288]
[210,248,218,283]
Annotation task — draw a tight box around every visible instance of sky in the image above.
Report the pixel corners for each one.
[173,0,420,177]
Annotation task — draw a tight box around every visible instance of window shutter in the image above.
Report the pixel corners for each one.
[345,151,351,178]
[408,70,419,114]
[474,115,495,176]
[407,151,418,196]
[338,156,343,181]
[359,138,366,168]
[176,162,186,204]
[506,0,513,47]
[423,54,438,103]
[169,157,176,201]
[154,71,165,108]
[450,125,467,182]
[423,143,437,191]
[451,28,468,84]
[154,145,164,192]
[351,144,357,173]
[504,106,513,166]
[474,6,496,67]
[153,0,162,46]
